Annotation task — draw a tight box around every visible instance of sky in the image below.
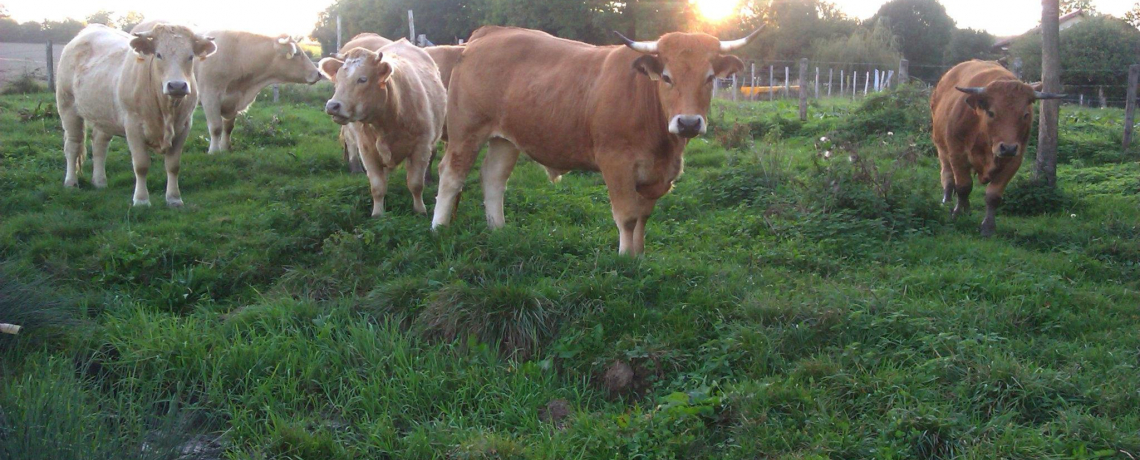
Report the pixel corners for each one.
[4,0,1138,38]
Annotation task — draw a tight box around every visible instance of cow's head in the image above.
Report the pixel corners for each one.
[616,26,761,138]
[319,48,392,125]
[130,24,216,98]
[271,35,322,85]
[956,82,1064,158]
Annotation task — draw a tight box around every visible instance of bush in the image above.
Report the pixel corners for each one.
[832,85,931,145]
[1,72,48,95]
[1002,178,1073,216]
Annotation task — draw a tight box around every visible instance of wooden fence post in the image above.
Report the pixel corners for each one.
[408,10,415,42]
[769,65,774,102]
[799,58,808,121]
[851,73,856,100]
[783,66,790,97]
[1123,64,1138,152]
[336,15,343,51]
[273,84,280,103]
[898,59,908,86]
[840,69,844,93]
[1037,0,1061,187]
[814,67,819,98]
[46,41,55,92]
[828,68,833,96]
[1098,87,1106,108]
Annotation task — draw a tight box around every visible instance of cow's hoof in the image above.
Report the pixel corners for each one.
[64,180,78,188]
[167,198,184,208]
[133,199,152,207]
[980,223,995,237]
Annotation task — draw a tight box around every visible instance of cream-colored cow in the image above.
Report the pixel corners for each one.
[56,24,216,206]
[320,40,446,216]
[132,21,322,153]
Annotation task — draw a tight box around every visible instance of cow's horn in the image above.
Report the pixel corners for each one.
[1034,91,1066,100]
[613,31,657,54]
[133,30,153,38]
[277,37,290,45]
[720,25,765,53]
[956,86,986,95]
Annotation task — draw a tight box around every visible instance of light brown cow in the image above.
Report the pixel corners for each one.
[430,26,759,255]
[132,21,322,153]
[319,39,446,216]
[336,33,393,174]
[931,60,1063,236]
[56,24,216,206]
[342,43,464,176]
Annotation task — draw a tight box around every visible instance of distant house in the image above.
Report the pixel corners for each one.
[992,9,1089,52]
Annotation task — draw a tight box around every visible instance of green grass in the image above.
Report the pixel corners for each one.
[1,87,1138,459]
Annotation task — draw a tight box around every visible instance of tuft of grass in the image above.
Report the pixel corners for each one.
[1,72,48,95]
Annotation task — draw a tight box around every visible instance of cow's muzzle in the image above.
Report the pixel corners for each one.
[325,100,350,125]
[164,81,190,98]
[670,115,706,139]
[308,71,323,84]
[996,143,1019,158]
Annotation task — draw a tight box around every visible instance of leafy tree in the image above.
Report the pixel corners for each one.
[1011,16,1140,101]
[811,18,901,76]
[119,11,144,32]
[869,0,955,80]
[1060,0,1094,15]
[1125,3,1140,28]
[43,19,84,43]
[736,0,857,62]
[85,10,116,28]
[942,28,997,67]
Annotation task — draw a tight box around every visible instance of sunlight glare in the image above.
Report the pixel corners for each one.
[693,0,740,23]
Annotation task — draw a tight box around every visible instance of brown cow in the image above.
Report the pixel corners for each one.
[931,60,1063,236]
[56,24,216,206]
[336,33,393,174]
[430,26,760,255]
[319,39,446,217]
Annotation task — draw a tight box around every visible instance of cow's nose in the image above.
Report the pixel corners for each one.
[998,143,1019,157]
[674,115,704,138]
[325,100,342,114]
[165,81,189,97]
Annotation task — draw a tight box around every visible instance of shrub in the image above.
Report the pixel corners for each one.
[1002,178,1073,216]
[832,85,931,145]
[1,72,47,95]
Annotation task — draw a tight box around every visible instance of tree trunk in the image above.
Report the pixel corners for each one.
[1037,0,1061,187]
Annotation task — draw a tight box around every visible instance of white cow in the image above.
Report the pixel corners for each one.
[56,24,216,206]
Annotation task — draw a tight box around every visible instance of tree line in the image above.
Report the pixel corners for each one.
[0,6,143,44]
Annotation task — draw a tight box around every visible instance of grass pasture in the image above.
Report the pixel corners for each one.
[1,84,1139,459]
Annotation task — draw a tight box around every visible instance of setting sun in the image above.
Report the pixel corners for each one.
[692,0,740,23]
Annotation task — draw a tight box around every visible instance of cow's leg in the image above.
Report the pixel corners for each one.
[203,98,225,154]
[979,157,1022,237]
[950,158,973,218]
[359,139,391,217]
[221,117,236,152]
[481,138,520,229]
[938,149,954,204]
[432,138,482,228]
[60,110,85,188]
[164,121,191,207]
[601,168,655,256]
[125,126,151,206]
[405,143,432,215]
[348,125,366,174]
[90,129,112,188]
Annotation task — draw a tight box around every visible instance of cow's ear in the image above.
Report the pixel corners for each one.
[965,94,990,111]
[193,36,217,59]
[712,55,745,78]
[319,57,344,82]
[633,55,664,81]
[375,62,393,86]
[130,35,156,56]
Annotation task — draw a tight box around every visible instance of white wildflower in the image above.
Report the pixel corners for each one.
[824,150,832,159]
[887,131,894,136]
[820,136,829,143]
[1071,214,1077,218]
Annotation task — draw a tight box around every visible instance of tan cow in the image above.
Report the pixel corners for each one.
[336,33,394,174]
[342,43,464,176]
[319,39,446,216]
[431,26,759,255]
[931,60,1063,236]
[56,24,216,206]
[132,20,323,153]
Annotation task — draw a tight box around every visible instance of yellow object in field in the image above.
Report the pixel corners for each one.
[740,86,799,96]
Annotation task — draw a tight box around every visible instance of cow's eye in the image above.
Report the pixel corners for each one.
[986,110,996,118]
[156,53,163,60]
[187,56,193,62]
[661,74,673,85]
[357,76,367,84]
[1023,112,1030,120]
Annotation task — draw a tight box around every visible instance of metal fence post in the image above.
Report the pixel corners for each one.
[46,41,56,91]
[1122,64,1139,151]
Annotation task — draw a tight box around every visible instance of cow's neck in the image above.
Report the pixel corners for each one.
[133,61,190,152]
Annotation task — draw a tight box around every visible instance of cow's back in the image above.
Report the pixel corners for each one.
[932,60,1017,142]
[448,27,610,169]
[341,34,392,54]
[378,40,447,142]
[425,45,463,89]
[58,25,133,134]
